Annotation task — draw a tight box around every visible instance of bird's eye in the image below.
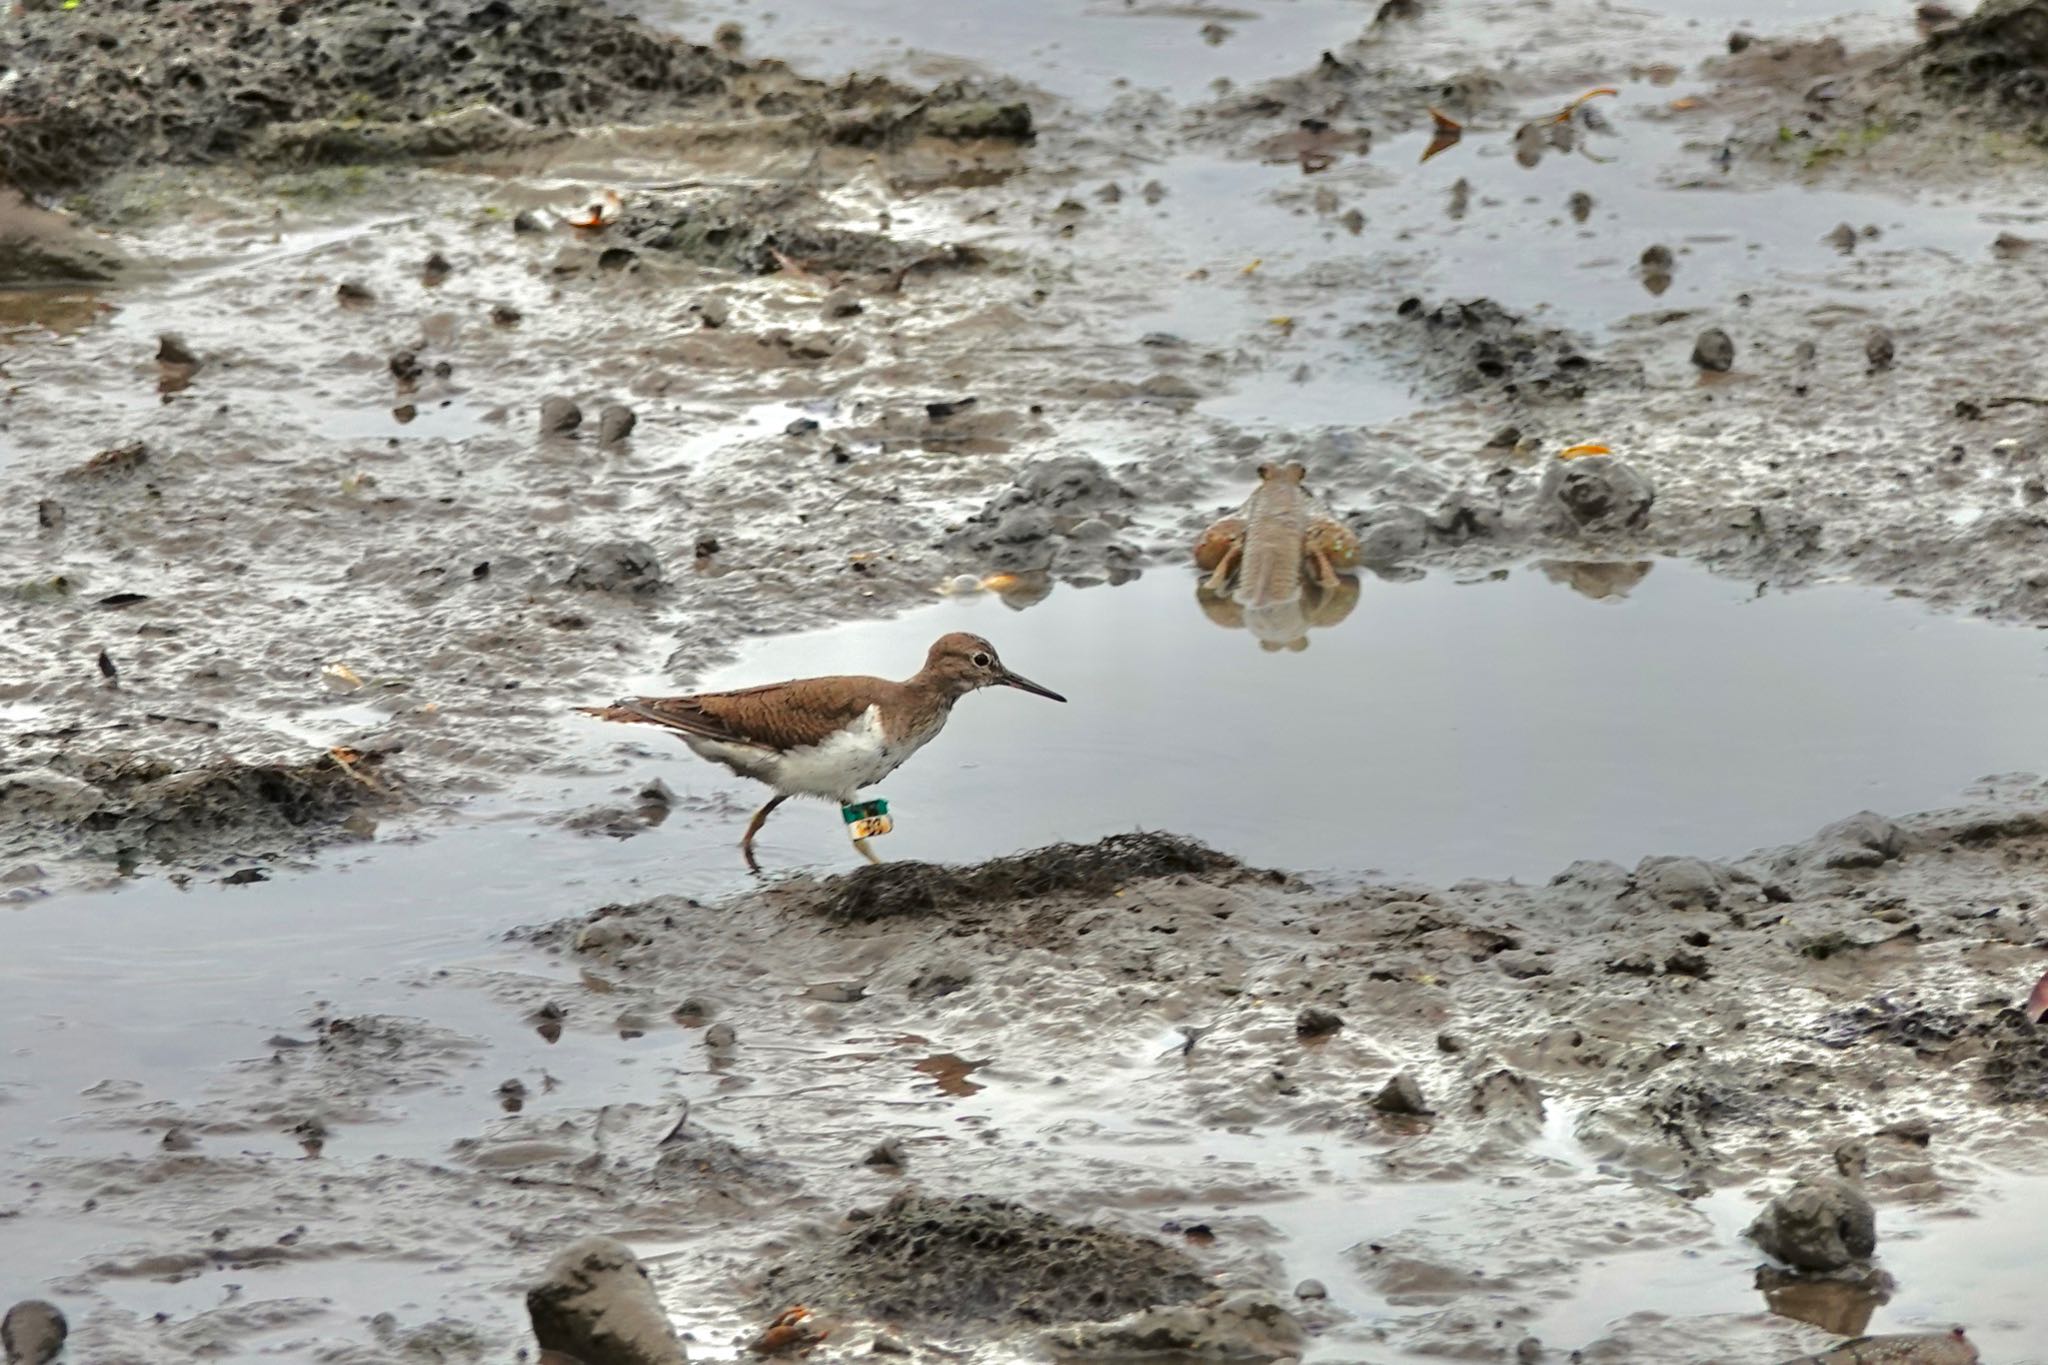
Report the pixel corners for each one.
[971,651,992,668]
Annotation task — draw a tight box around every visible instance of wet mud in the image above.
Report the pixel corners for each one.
[8,0,2048,1360]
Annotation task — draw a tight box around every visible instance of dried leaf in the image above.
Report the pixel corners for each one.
[1554,86,1619,123]
[566,189,623,230]
[750,1306,827,1357]
[1422,107,1464,163]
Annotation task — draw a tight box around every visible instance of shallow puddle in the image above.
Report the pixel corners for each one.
[614,560,2048,886]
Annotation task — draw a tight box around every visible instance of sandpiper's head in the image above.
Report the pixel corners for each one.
[921,632,1066,702]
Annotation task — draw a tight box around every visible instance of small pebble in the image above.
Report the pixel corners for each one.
[490,303,522,327]
[155,332,200,367]
[1866,326,1896,371]
[1370,1072,1432,1115]
[421,252,452,284]
[1567,190,1593,222]
[598,404,637,445]
[1824,222,1858,253]
[1293,1279,1328,1300]
[540,396,582,435]
[1639,243,1673,271]
[1691,327,1735,372]
[1295,1007,1344,1039]
[704,1022,737,1050]
[336,280,375,305]
[512,210,545,235]
[1,1300,67,1365]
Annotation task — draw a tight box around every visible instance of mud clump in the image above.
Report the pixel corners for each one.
[759,1191,1211,1329]
[525,1236,688,1365]
[1913,0,2048,135]
[1045,1290,1305,1361]
[1537,455,1655,533]
[1980,1009,2048,1101]
[0,750,393,869]
[941,456,1141,582]
[1746,1147,1876,1272]
[566,541,665,595]
[818,833,1245,924]
[618,186,986,279]
[1388,297,1628,402]
[0,0,734,191]
[0,0,1031,196]
[0,195,125,285]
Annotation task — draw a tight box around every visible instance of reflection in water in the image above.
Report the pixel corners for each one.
[0,289,105,338]
[1191,463,1362,650]
[1539,559,1655,601]
[1756,1265,1894,1336]
[912,1053,988,1097]
[1196,572,1359,650]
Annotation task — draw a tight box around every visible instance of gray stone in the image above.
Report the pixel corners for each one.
[1538,455,1654,532]
[598,405,638,445]
[2,1301,68,1365]
[1747,1168,1876,1272]
[1370,1072,1432,1115]
[1691,327,1735,371]
[542,396,584,435]
[526,1237,687,1365]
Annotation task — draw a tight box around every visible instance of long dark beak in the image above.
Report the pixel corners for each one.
[998,667,1066,703]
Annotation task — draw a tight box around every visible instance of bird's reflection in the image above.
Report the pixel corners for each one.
[1755,1265,1893,1337]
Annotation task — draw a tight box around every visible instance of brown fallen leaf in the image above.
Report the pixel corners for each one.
[1422,106,1464,163]
[1554,86,1619,123]
[750,1305,828,1357]
[565,189,622,229]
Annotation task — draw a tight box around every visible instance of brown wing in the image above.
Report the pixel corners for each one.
[576,676,892,751]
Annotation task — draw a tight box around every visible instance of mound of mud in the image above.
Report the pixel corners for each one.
[1914,0,2048,131]
[619,185,987,278]
[0,749,393,869]
[0,0,1031,195]
[0,0,725,190]
[758,1191,1212,1329]
[1383,298,1633,403]
[817,832,1245,923]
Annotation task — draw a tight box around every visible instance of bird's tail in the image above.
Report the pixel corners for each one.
[574,699,666,725]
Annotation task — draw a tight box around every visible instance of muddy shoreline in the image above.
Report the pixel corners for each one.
[7,0,2048,1361]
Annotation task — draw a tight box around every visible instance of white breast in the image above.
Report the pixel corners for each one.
[691,705,933,804]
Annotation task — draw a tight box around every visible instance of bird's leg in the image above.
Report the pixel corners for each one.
[852,836,883,866]
[1203,541,1242,594]
[740,793,789,875]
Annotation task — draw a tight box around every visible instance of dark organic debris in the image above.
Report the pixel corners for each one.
[817,833,1249,924]
[756,1191,1210,1329]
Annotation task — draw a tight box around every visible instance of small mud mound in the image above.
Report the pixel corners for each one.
[1376,298,1633,404]
[817,832,1244,923]
[1914,0,2048,132]
[0,0,738,191]
[1814,995,1975,1053]
[1981,1009,2048,1101]
[0,749,394,871]
[757,1192,1212,1329]
[618,185,987,278]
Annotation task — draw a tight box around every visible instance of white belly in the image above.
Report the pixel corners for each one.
[685,705,934,803]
